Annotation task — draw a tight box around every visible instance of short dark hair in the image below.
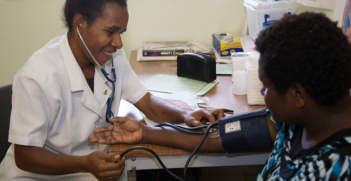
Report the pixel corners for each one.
[255,12,351,107]
[63,0,127,31]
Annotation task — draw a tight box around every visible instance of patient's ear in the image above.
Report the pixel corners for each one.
[288,83,307,109]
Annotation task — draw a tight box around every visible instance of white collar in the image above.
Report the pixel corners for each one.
[59,32,112,92]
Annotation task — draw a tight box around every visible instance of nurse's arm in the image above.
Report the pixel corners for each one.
[90,117,225,153]
[134,92,225,127]
[143,124,225,153]
[14,145,124,179]
[89,116,277,152]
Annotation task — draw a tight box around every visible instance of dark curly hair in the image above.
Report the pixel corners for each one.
[255,12,351,107]
[63,0,127,31]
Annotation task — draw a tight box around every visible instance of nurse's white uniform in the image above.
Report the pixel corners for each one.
[0,33,148,180]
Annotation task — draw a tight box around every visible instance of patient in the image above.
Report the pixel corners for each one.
[89,12,351,180]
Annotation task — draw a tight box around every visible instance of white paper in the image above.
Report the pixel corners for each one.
[150,91,199,109]
[141,91,199,127]
[216,64,233,75]
[143,74,218,96]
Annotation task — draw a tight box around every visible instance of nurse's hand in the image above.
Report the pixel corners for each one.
[88,117,144,145]
[84,151,125,181]
[184,108,225,127]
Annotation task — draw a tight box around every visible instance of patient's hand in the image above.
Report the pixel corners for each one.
[204,107,225,122]
[88,117,144,145]
[184,108,225,127]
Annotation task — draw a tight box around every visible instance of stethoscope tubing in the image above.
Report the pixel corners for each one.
[118,122,220,181]
[77,25,116,123]
[155,123,208,134]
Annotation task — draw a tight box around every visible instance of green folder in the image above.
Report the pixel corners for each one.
[143,74,218,96]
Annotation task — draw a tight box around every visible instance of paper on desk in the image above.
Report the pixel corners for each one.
[143,74,218,96]
[150,91,199,108]
[140,91,199,127]
[136,48,177,61]
[216,64,232,75]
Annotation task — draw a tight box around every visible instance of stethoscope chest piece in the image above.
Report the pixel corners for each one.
[208,126,220,138]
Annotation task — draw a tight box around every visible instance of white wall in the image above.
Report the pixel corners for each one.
[0,0,334,86]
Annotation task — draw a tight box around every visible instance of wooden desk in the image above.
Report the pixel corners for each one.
[113,51,269,181]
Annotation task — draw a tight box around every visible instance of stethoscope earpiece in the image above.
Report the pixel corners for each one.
[76,24,102,68]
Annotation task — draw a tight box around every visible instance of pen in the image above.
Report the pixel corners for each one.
[198,105,234,113]
[222,108,234,113]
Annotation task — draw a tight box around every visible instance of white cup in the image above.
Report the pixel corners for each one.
[232,70,247,95]
[232,57,249,81]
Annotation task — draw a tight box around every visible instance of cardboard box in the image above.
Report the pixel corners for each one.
[212,32,243,57]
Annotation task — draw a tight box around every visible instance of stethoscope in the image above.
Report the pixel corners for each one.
[76,23,222,181]
[76,24,116,123]
[76,23,220,131]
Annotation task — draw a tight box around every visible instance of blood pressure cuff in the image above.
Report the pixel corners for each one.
[219,108,273,153]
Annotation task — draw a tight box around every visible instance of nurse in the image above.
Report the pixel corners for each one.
[0,0,224,180]
[89,12,351,180]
